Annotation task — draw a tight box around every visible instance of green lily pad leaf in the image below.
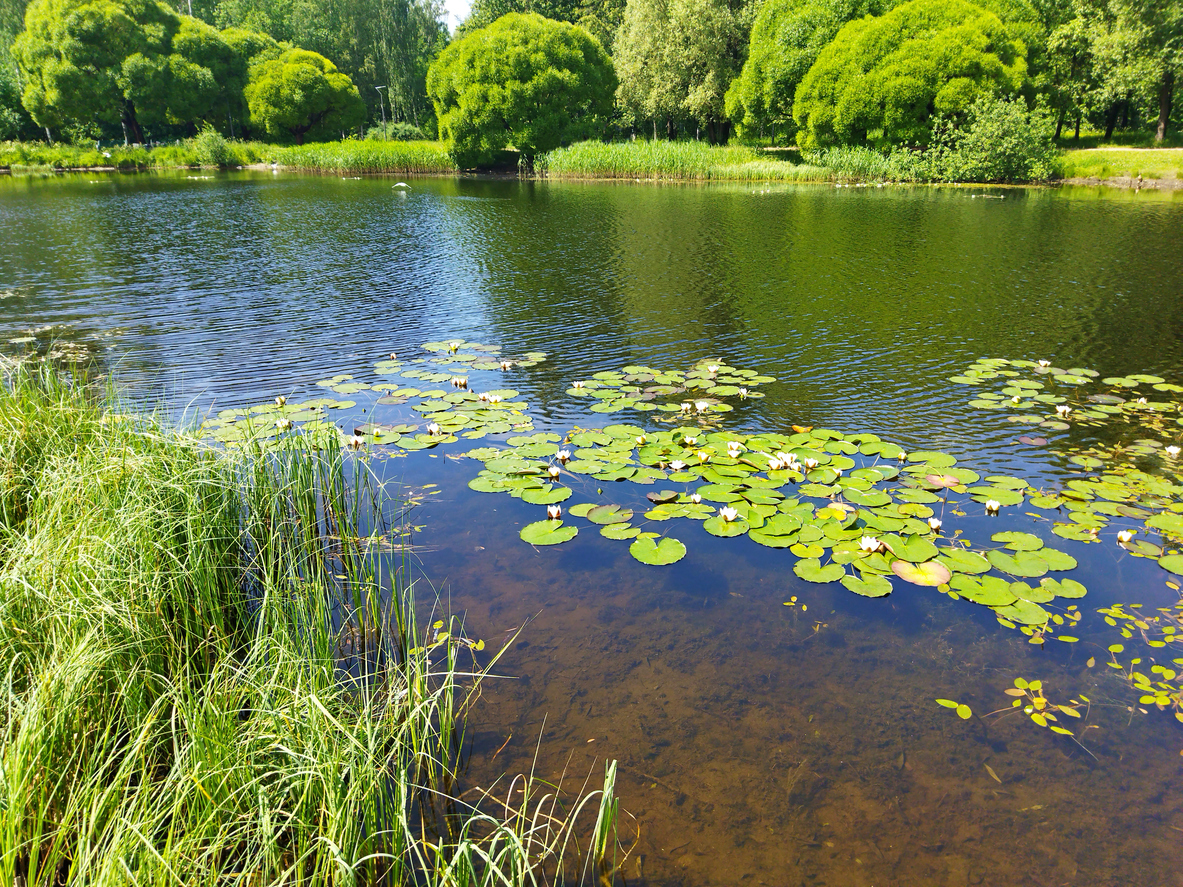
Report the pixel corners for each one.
[993,599,1049,626]
[646,490,680,504]
[1053,523,1096,542]
[888,535,939,563]
[950,575,1017,606]
[987,550,1048,578]
[937,548,991,575]
[991,531,1043,551]
[586,504,633,525]
[630,536,687,565]
[794,558,846,584]
[1010,581,1055,603]
[749,530,799,548]
[843,488,892,507]
[1038,577,1087,599]
[1159,554,1183,575]
[891,559,952,586]
[520,486,572,505]
[468,475,507,493]
[703,515,749,537]
[520,520,578,546]
[1147,513,1183,536]
[601,523,641,540]
[841,574,893,597]
[790,542,825,558]
[1039,548,1078,571]
[567,503,595,518]
[969,487,1025,506]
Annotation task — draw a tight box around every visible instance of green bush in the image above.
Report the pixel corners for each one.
[191,125,233,167]
[426,12,616,168]
[364,121,429,141]
[245,49,367,145]
[793,0,1028,151]
[912,94,1057,183]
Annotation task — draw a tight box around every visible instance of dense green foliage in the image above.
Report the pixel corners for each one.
[245,48,365,143]
[0,365,620,885]
[427,12,616,166]
[725,0,893,142]
[793,0,1028,149]
[613,0,751,142]
[274,137,455,172]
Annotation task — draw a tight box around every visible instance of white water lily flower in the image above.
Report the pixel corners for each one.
[1167,445,1181,458]
[697,450,711,463]
[275,395,287,407]
[707,364,719,375]
[572,380,585,389]
[928,517,942,532]
[547,505,562,520]
[389,352,397,360]
[487,395,502,404]
[448,341,462,353]
[451,377,468,389]
[1055,404,1071,417]
[1117,529,1135,543]
[1037,359,1051,367]
[684,436,697,446]
[427,422,442,436]
[680,402,693,412]
[690,493,702,505]
[695,400,710,413]
[738,388,749,398]
[767,455,784,471]
[719,506,739,522]
[547,465,561,478]
[985,499,1001,515]
[499,360,513,370]
[1137,397,1147,404]
[275,418,292,430]
[669,459,686,471]
[803,457,819,471]
[727,441,743,457]
[1012,395,1022,403]
[859,536,882,553]
[636,435,646,445]
[898,451,908,461]
[347,434,365,450]
[556,449,571,463]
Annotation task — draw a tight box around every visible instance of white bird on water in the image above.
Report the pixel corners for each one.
[392,182,410,190]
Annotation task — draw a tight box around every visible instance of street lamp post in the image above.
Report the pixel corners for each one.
[375,86,388,141]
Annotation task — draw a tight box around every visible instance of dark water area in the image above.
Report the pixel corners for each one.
[2,171,1183,886]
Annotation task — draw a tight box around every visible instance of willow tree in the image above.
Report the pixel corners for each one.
[244,48,365,143]
[793,0,1029,149]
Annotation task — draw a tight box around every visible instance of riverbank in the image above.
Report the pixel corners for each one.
[4,137,1181,189]
[0,363,617,886]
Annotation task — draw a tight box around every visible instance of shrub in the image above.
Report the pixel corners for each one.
[364,121,429,141]
[913,94,1057,182]
[190,125,233,167]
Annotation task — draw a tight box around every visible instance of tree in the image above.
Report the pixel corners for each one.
[793,0,1029,149]
[426,12,616,167]
[725,0,894,142]
[463,0,626,50]
[1107,0,1182,141]
[614,0,751,142]
[244,47,364,142]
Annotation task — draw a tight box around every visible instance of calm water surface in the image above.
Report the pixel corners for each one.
[2,171,1183,886]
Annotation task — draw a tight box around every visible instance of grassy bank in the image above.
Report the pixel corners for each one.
[1055,147,1183,181]
[540,140,832,182]
[0,364,618,886]
[273,140,456,174]
[0,139,270,171]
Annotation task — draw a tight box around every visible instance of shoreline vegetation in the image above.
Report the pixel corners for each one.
[1,137,1181,189]
[0,363,621,886]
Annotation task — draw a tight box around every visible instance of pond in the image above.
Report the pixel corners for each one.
[2,171,1183,886]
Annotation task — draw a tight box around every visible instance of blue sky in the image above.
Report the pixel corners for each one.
[442,0,471,31]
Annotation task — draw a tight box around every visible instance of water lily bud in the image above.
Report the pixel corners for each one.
[1011,396,1021,403]
[547,504,562,520]
[767,456,783,471]
[347,434,365,450]
[275,395,287,407]
[928,517,942,532]
[690,493,702,505]
[719,506,739,522]
[275,418,292,430]
[727,441,743,457]
[1117,530,1135,543]
[898,451,907,462]
[985,499,1001,515]
[556,449,571,464]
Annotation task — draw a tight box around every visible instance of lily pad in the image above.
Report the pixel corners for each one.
[991,531,1044,551]
[586,504,634,525]
[629,536,687,565]
[1159,554,1183,575]
[841,574,893,597]
[891,559,951,586]
[520,520,578,546]
[794,558,846,584]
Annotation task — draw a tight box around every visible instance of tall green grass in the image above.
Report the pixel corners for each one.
[274,141,456,174]
[0,140,269,171]
[0,362,619,886]
[539,140,832,182]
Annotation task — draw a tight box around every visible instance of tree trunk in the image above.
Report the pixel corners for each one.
[666,116,674,140]
[1074,113,1081,140]
[1157,70,1175,143]
[1054,108,1064,140]
[1103,102,1118,140]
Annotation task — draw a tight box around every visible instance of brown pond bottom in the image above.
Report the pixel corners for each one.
[410,498,1182,887]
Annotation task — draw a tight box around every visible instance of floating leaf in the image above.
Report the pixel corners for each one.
[891,559,951,586]
[794,558,846,584]
[703,515,750,537]
[586,504,633,525]
[841,574,893,597]
[629,536,687,565]
[519,520,578,546]
[1159,554,1183,575]
[991,531,1043,551]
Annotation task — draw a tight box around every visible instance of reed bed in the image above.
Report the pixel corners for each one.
[274,141,457,175]
[0,140,269,171]
[0,363,619,886]
[539,140,832,182]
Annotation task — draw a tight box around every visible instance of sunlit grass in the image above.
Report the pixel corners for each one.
[540,140,832,182]
[0,140,269,170]
[0,362,618,886]
[1054,147,1183,181]
[274,140,456,174]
